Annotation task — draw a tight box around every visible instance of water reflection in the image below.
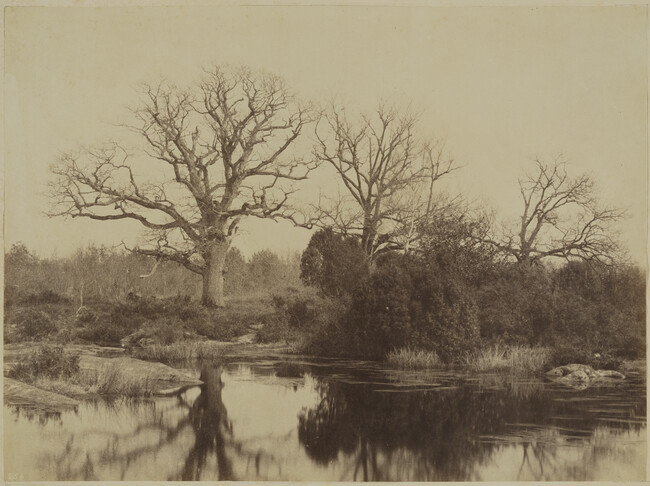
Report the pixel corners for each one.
[297,368,645,481]
[3,359,646,481]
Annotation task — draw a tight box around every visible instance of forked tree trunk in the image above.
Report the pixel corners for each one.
[201,240,229,307]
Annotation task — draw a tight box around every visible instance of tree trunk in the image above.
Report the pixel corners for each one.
[201,240,228,307]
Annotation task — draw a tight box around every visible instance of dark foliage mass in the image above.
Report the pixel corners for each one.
[299,215,645,363]
[300,229,369,298]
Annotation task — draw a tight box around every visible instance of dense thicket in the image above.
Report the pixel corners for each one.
[300,218,645,363]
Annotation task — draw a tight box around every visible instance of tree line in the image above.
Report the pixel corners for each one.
[47,64,626,307]
[4,242,300,305]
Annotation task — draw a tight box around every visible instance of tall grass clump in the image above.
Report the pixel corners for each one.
[506,344,551,373]
[466,344,551,373]
[76,364,154,397]
[387,347,441,369]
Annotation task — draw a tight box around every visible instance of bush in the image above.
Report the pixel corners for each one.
[258,287,346,345]
[21,290,70,305]
[347,259,414,358]
[8,344,80,382]
[12,309,58,340]
[300,229,368,298]
[255,315,296,344]
[344,252,480,362]
[417,275,480,363]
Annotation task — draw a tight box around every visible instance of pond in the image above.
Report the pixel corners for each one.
[4,356,646,481]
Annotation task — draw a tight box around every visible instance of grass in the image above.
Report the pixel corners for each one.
[29,369,155,398]
[75,364,154,397]
[465,344,551,373]
[7,344,155,398]
[387,347,442,369]
[132,341,221,363]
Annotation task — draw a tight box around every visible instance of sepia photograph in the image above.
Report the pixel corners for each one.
[2,3,647,482]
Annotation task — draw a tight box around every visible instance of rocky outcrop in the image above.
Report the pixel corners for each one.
[545,364,625,390]
[78,355,203,390]
[4,378,79,414]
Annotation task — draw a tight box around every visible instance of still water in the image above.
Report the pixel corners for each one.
[4,356,646,481]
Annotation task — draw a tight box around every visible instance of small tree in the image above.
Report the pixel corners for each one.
[49,66,314,307]
[486,158,624,265]
[311,104,456,261]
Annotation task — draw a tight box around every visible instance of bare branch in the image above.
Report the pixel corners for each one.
[485,157,624,265]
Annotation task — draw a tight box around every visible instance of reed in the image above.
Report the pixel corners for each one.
[466,344,551,373]
[387,347,441,369]
[75,363,154,397]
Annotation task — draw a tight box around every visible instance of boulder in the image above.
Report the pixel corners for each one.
[545,363,625,389]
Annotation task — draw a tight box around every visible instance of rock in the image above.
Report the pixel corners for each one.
[78,355,203,390]
[4,378,79,414]
[545,363,625,389]
[597,369,626,379]
[120,329,148,348]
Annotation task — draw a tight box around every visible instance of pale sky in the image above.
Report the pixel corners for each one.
[4,5,648,263]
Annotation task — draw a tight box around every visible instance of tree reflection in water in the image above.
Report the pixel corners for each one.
[38,364,282,481]
[297,372,646,481]
[15,361,646,481]
[177,366,233,480]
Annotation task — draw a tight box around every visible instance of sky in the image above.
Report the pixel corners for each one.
[4,5,648,263]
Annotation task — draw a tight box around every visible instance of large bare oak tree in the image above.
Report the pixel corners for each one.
[485,157,624,265]
[311,104,456,261]
[49,66,314,307]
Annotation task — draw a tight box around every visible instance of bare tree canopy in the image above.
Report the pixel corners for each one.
[485,157,624,265]
[311,104,456,260]
[49,66,314,307]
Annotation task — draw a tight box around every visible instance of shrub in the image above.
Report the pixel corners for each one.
[418,276,480,363]
[261,287,348,347]
[255,315,296,344]
[21,290,70,305]
[12,309,58,340]
[75,307,138,344]
[8,344,80,382]
[347,258,414,358]
[300,229,369,298]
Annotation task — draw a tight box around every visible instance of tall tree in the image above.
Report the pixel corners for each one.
[311,105,456,261]
[49,66,314,307]
[485,158,624,265]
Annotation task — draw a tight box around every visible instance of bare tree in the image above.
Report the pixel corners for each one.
[485,157,624,265]
[312,104,456,260]
[49,66,314,307]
